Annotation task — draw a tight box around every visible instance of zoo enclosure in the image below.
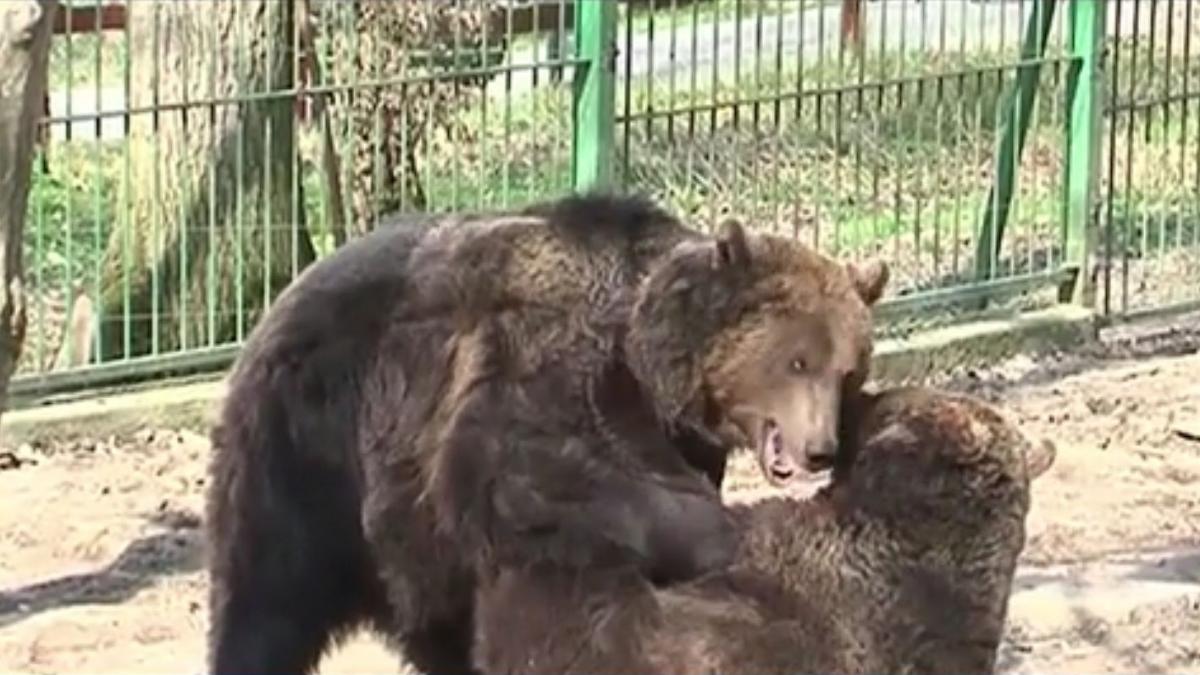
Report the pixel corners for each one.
[13,0,1200,403]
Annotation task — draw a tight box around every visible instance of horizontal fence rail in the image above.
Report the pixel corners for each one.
[13,0,1200,404]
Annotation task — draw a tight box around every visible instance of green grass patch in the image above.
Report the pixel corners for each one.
[421,47,1068,251]
[25,143,121,292]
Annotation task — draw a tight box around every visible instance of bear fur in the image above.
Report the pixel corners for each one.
[204,193,888,674]
[472,386,1056,675]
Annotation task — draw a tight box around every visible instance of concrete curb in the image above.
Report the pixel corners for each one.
[1,306,1098,448]
[872,304,1097,386]
[2,380,226,448]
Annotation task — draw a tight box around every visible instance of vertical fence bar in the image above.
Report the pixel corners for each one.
[571,0,616,193]
[1060,0,1106,305]
[973,0,1058,284]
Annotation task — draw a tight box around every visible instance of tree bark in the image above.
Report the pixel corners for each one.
[0,0,57,420]
[97,0,315,361]
[325,1,491,234]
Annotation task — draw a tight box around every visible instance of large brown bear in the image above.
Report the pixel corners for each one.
[472,386,1056,674]
[204,193,888,674]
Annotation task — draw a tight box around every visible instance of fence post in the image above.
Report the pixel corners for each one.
[973,0,1058,284]
[571,0,617,193]
[1060,0,1106,306]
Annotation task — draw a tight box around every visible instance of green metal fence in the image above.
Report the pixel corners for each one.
[1099,0,1200,320]
[611,0,1079,331]
[13,0,1200,404]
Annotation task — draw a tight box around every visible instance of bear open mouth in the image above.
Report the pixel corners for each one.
[759,419,798,485]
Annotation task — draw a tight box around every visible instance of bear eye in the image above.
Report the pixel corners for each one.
[790,357,808,373]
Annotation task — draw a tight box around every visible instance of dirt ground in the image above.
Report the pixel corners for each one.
[2,323,1199,673]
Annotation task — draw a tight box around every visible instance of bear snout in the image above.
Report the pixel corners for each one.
[804,437,838,471]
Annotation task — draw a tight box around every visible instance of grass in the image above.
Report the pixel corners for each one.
[422,35,1198,254]
[420,47,1060,251]
[26,144,120,293]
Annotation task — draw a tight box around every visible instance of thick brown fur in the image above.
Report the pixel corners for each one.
[473,386,1055,675]
[204,193,887,674]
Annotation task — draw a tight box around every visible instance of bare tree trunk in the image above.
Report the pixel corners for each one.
[840,0,865,56]
[97,0,315,361]
[0,0,57,420]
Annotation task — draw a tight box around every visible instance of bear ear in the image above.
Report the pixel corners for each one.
[847,259,889,306]
[713,218,751,270]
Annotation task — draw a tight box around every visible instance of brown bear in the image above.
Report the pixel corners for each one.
[472,386,1056,675]
[204,193,888,674]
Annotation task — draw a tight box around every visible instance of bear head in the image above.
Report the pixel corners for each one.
[626,219,889,487]
[831,386,1056,550]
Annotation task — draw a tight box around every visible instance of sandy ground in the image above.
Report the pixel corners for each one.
[2,328,1200,673]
